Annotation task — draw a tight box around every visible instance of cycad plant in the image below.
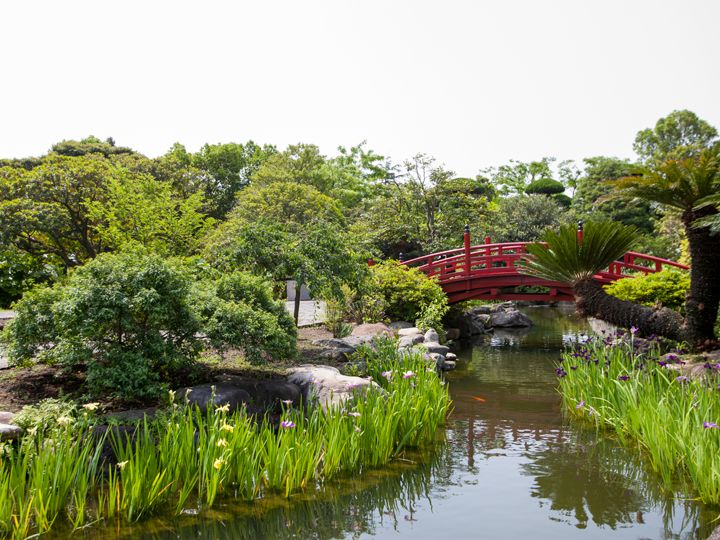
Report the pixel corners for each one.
[518,221,683,341]
[609,148,720,348]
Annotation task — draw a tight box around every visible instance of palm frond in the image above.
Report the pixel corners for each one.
[604,149,720,210]
[517,221,638,285]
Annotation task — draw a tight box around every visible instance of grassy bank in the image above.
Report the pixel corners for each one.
[557,335,720,504]
[0,345,450,539]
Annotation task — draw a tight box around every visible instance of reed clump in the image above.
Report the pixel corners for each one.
[557,332,720,504]
[0,344,450,538]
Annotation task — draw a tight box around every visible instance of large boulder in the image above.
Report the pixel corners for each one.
[398,334,424,349]
[215,376,301,412]
[490,309,533,328]
[389,321,414,331]
[351,323,393,338]
[287,365,382,410]
[175,383,252,414]
[0,423,22,441]
[398,327,423,337]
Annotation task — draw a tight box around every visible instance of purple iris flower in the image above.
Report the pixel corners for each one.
[280,420,296,429]
[675,376,689,384]
[658,361,668,367]
[703,421,719,430]
[630,326,639,335]
[555,367,567,378]
[576,400,585,410]
[618,375,630,381]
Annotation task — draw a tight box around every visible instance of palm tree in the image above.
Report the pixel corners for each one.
[518,221,684,342]
[609,148,720,347]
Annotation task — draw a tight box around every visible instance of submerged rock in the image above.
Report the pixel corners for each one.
[489,309,533,328]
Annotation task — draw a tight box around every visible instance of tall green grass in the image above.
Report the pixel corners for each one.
[0,342,450,538]
[557,333,720,504]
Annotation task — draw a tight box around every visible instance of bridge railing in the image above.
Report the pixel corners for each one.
[401,236,688,287]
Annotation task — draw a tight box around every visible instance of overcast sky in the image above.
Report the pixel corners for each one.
[1,0,718,177]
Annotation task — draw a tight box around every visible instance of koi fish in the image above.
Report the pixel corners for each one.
[471,396,486,403]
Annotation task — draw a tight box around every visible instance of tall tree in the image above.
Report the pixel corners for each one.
[634,110,718,162]
[610,148,720,347]
[192,141,276,219]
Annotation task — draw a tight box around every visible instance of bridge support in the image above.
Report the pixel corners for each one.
[464,225,471,277]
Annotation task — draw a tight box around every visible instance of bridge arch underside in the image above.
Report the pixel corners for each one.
[441,274,575,304]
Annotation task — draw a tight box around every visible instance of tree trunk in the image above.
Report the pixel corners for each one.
[573,279,684,341]
[681,208,720,349]
[293,283,302,326]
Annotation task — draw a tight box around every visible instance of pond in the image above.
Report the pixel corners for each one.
[76,306,718,539]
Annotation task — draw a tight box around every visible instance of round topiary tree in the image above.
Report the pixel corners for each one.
[525,178,565,195]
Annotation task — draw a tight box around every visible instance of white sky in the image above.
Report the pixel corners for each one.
[1,0,718,177]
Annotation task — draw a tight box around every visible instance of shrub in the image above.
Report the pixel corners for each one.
[604,268,689,313]
[525,178,565,195]
[2,250,297,401]
[367,261,448,329]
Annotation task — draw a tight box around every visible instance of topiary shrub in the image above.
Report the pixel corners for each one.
[604,268,689,313]
[2,250,297,401]
[368,261,449,330]
[525,178,565,195]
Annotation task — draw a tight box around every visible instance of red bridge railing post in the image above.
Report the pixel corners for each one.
[464,225,471,277]
[577,220,584,246]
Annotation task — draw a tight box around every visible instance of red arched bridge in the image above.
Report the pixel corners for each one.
[395,227,688,304]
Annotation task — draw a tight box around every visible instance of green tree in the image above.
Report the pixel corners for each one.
[2,251,297,400]
[50,135,136,158]
[518,221,684,341]
[480,157,556,196]
[204,182,364,324]
[192,141,276,219]
[0,155,113,267]
[485,195,566,243]
[610,148,720,347]
[634,110,718,162]
[86,171,214,257]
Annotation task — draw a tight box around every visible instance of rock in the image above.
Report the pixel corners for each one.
[445,352,457,362]
[215,376,301,412]
[398,334,424,349]
[424,342,450,355]
[312,338,359,361]
[425,352,444,364]
[104,408,158,423]
[287,365,382,410]
[0,411,15,424]
[398,327,422,337]
[707,523,720,540]
[445,328,461,340]
[389,321,414,331]
[350,323,393,338]
[175,383,252,414]
[0,423,22,441]
[490,309,533,328]
[441,360,456,371]
[424,329,439,343]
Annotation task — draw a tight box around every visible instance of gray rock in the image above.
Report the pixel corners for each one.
[445,352,457,362]
[350,323,393,338]
[424,329,439,343]
[445,328,461,340]
[398,334,424,349]
[104,408,158,423]
[0,411,15,424]
[215,376,302,412]
[424,342,450,355]
[176,383,252,413]
[398,327,422,337]
[490,309,533,328]
[441,360,456,371]
[287,365,382,410]
[707,523,720,540]
[0,423,22,441]
[389,321,414,331]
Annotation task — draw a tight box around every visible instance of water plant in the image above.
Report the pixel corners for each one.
[0,343,450,538]
[556,333,720,504]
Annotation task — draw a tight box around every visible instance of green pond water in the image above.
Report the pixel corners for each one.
[71,306,718,539]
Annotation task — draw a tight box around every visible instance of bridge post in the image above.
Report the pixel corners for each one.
[398,252,404,262]
[577,220,584,246]
[367,258,375,267]
[464,225,471,276]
